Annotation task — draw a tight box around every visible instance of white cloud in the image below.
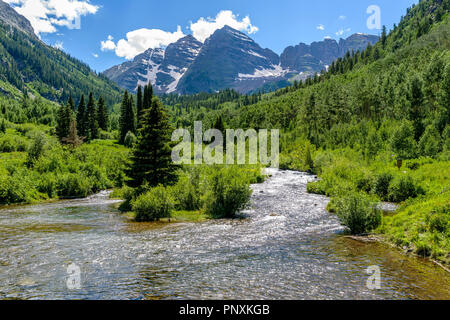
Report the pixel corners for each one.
[92,53,98,58]
[324,36,332,40]
[101,35,116,51]
[4,0,99,35]
[190,10,259,42]
[101,27,185,60]
[316,24,325,31]
[100,10,259,60]
[339,15,346,20]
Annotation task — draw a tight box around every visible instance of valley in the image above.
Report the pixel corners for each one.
[0,0,449,301]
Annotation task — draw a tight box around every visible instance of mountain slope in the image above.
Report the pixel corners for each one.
[0,0,35,38]
[0,0,122,105]
[280,34,379,73]
[104,35,202,94]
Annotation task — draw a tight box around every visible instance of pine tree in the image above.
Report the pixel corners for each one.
[119,91,136,143]
[127,97,178,188]
[97,96,108,131]
[62,117,83,148]
[381,25,387,49]
[128,94,136,135]
[143,84,153,110]
[68,94,75,111]
[56,102,72,143]
[76,95,87,139]
[136,85,143,128]
[212,115,226,149]
[119,91,129,144]
[87,92,99,141]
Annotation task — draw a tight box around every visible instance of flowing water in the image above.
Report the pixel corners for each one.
[0,170,449,300]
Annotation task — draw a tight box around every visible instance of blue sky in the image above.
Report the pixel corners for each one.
[7,0,418,72]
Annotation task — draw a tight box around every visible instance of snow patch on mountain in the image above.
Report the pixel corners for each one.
[238,64,289,80]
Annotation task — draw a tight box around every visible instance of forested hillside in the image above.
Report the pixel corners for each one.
[0,7,122,106]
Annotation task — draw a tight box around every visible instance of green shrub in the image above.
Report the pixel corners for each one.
[172,168,202,211]
[0,134,28,152]
[112,185,135,212]
[388,175,425,203]
[204,167,252,218]
[356,173,374,193]
[414,240,432,257]
[0,169,39,204]
[98,130,116,140]
[427,213,448,233]
[57,173,92,198]
[124,131,137,148]
[37,173,58,198]
[404,157,434,170]
[132,186,174,222]
[390,121,417,159]
[372,172,394,200]
[26,132,47,167]
[334,193,382,235]
[307,181,328,195]
[418,125,441,158]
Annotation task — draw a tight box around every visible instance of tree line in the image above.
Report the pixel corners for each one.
[56,92,109,146]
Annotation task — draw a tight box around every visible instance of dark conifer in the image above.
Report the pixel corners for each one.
[97,96,109,131]
[127,97,178,188]
[76,95,87,139]
[87,92,99,141]
[56,102,72,143]
[136,85,143,128]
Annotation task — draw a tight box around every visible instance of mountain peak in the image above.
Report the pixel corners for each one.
[0,0,36,38]
[211,25,253,41]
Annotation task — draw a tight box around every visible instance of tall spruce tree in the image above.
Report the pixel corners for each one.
[87,92,99,141]
[212,115,226,149]
[128,95,137,135]
[68,94,75,111]
[62,117,83,148]
[119,91,129,144]
[143,84,153,110]
[97,96,108,131]
[76,95,87,139]
[136,86,143,128]
[119,91,136,144]
[56,102,72,143]
[381,25,387,49]
[126,97,178,188]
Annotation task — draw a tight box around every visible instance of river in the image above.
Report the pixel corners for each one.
[0,170,449,300]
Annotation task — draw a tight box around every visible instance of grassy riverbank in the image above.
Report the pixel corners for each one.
[281,144,450,265]
[0,122,129,205]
